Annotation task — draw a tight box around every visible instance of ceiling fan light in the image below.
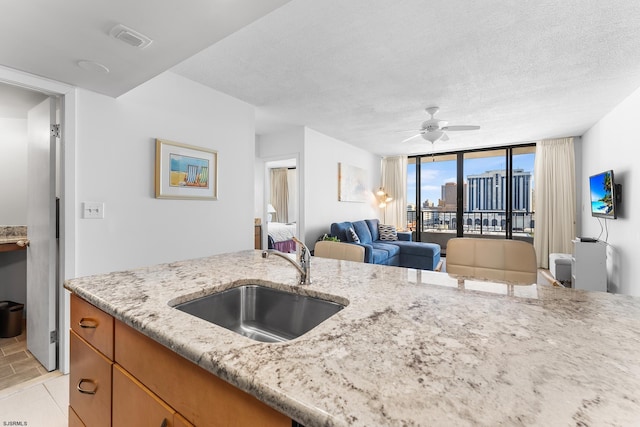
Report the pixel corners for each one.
[422,131,443,143]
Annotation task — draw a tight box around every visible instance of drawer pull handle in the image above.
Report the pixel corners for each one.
[160,419,168,427]
[77,378,98,395]
[79,318,99,329]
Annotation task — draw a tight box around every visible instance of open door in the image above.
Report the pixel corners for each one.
[26,97,57,371]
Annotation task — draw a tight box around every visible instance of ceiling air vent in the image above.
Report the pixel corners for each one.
[109,24,153,49]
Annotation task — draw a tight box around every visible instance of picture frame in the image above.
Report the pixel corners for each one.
[338,163,368,203]
[155,139,218,200]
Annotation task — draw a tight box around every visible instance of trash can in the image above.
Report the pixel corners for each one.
[0,301,24,338]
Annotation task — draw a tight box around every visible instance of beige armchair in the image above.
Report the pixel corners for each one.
[445,237,537,285]
[314,240,365,263]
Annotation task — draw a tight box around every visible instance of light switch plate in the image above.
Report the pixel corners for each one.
[83,202,104,219]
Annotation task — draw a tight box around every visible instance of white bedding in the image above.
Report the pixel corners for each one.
[267,222,297,242]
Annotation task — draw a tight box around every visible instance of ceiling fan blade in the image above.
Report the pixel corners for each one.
[441,125,480,131]
[402,133,422,143]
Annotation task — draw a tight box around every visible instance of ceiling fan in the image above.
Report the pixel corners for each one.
[401,107,480,143]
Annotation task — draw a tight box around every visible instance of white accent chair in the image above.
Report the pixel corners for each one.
[314,240,365,263]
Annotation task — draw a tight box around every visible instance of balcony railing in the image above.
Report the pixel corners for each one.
[406,209,535,236]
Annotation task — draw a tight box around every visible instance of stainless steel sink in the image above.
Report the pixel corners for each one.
[174,285,345,343]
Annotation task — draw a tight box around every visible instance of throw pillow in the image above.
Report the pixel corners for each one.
[379,224,398,241]
[348,227,361,243]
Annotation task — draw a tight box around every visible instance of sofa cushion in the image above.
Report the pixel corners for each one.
[330,222,354,242]
[370,242,400,264]
[365,219,380,241]
[352,220,373,244]
[372,242,400,257]
[348,227,360,243]
[392,240,440,257]
[378,224,398,241]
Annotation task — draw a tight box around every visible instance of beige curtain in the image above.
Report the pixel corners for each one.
[533,138,576,268]
[381,156,408,229]
[270,168,289,223]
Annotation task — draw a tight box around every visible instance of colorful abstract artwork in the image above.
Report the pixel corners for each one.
[338,163,368,203]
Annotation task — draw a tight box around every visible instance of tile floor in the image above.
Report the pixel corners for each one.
[0,321,50,391]
[0,371,68,426]
[0,320,68,425]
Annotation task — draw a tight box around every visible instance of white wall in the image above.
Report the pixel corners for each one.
[304,127,380,246]
[0,118,28,225]
[76,72,255,276]
[255,126,380,248]
[581,85,640,296]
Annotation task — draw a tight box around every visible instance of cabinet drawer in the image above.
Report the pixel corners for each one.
[68,406,85,427]
[114,320,290,427]
[70,330,113,427]
[70,293,114,359]
[113,364,179,427]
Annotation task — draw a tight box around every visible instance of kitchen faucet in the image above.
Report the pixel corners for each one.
[262,236,311,285]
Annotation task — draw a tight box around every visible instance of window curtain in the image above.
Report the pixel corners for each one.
[270,168,289,223]
[533,138,576,268]
[381,156,408,229]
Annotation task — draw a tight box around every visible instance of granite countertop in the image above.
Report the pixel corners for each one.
[64,250,640,426]
[0,226,27,244]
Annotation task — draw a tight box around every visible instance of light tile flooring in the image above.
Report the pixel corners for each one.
[0,321,69,426]
[0,371,68,426]
[0,321,50,390]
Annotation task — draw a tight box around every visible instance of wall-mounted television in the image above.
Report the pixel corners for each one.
[589,169,619,219]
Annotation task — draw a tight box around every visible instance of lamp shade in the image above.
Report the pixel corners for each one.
[267,204,276,213]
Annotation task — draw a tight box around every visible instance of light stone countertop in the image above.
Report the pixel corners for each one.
[64,250,640,427]
[0,226,27,244]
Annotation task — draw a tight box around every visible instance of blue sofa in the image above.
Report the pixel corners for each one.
[330,219,441,271]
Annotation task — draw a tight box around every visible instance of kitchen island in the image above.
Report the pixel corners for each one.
[64,250,640,426]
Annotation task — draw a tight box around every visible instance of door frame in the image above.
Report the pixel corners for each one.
[263,154,302,250]
[0,65,77,374]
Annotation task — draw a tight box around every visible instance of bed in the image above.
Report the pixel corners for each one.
[267,222,297,253]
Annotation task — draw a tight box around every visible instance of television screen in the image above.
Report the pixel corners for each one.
[589,170,617,219]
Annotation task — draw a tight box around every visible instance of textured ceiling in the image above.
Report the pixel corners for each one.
[3,1,640,157]
[172,0,640,156]
[0,0,291,97]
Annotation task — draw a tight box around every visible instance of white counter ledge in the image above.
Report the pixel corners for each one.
[64,250,640,426]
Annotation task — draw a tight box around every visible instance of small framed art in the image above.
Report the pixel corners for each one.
[155,139,218,200]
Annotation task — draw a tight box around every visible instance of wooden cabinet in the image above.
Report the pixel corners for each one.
[113,364,192,427]
[69,293,290,427]
[255,224,262,249]
[68,407,85,427]
[70,293,114,359]
[115,319,289,427]
[69,331,113,427]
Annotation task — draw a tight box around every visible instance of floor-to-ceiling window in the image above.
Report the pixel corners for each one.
[407,144,535,252]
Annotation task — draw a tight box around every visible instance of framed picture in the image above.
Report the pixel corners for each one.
[338,163,368,202]
[155,139,218,200]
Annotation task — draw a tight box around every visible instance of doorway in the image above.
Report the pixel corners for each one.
[264,158,300,252]
[0,73,73,389]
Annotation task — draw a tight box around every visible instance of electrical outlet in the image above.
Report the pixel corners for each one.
[83,202,104,219]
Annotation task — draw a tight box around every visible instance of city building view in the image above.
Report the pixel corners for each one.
[407,149,535,237]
